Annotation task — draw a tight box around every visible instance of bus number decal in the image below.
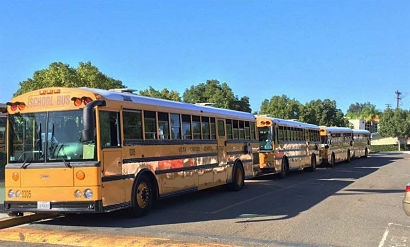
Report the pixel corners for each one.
[22,190,31,198]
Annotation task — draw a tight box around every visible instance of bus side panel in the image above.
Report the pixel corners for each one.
[101,179,133,207]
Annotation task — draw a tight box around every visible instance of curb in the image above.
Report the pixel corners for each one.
[0,213,58,229]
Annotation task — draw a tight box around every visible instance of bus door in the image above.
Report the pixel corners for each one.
[214,119,227,184]
[99,111,124,205]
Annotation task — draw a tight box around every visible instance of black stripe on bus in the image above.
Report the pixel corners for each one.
[274,154,310,161]
[124,139,218,146]
[155,162,219,175]
[227,159,253,165]
[123,152,217,164]
[102,174,134,182]
[226,150,248,156]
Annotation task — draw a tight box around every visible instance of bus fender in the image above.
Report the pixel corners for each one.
[134,169,158,198]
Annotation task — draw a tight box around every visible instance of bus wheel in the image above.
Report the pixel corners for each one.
[8,211,23,217]
[228,162,244,191]
[347,150,351,163]
[330,153,335,168]
[279,159,288,178]
[364,148,368,158]
[129,174,155,217]
[310,155,316,172]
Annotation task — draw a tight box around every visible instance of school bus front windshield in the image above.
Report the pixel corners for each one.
[258,126,273,151]
[8,110,96,163]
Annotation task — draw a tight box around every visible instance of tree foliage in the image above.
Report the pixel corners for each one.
[15,62,124,96]
[139,86,181,101]
[259,95,301,119]
[259,96,347,127]
[346,102,380,120]
[299,99,348,126]
[182,80,251,112]
[378,108,410,139]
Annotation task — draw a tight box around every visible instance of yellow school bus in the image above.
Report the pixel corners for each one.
[352,129,371,159]
[319,126,353,167]
[254,116,321,178]
[4,87,258,216]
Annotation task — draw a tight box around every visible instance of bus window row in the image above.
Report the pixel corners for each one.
[276,126,320,143]
[122,109,256,145]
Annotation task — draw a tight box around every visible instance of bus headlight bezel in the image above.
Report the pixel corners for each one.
[8,189,15,199]
[84,189,93,199]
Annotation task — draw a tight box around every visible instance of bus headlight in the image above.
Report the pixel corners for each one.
[8,190,15,199]
[16,190,22,198]
[84,189,93,199]
[74,190,82,198]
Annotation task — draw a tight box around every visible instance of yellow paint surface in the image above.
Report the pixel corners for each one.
[0,228,233,247]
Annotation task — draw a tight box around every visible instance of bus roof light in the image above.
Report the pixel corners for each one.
[82,97,93,105]
[6,102,25,112]
[72,97,83,106]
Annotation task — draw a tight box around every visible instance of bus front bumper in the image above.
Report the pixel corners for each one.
[4,200,104,214]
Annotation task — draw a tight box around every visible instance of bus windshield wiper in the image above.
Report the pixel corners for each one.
[21,158,33,169]
[57,143,72,168]
[61,156,72,168]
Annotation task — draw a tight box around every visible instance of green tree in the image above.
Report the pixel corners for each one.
[378,108,410,150]
[259,95,301,119]
[346,102,380,121]
[299,99,348,126]
[139,86,181,101]
[15,62,124,96]
[182,80,251,112]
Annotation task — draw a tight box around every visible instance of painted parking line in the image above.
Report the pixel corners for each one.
[0,227,233,247]
[378,223,410,247]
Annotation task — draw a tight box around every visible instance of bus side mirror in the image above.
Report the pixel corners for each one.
[82,100,106,143]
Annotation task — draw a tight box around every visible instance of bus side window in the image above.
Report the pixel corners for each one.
[123,110,142,144]
[217,119,225,137]
[144,111,156,140]
[182,114,191,139]
[100,111,121,148]
[170,113,181,140]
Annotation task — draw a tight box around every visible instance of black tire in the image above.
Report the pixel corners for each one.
[129,174,155,217]
[8,212,23,217]
[330,153,335,168]
[279,159,288,178]
[310,154,316,172]
[228,163,245,191]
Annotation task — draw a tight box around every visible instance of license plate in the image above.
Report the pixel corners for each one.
[37,201,51,210]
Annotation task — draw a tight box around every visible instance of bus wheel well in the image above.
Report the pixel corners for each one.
[128,170,158,217]
[279,157,289,178]
[310,154,317,172]
[330,152,336,168]
[136,170,158,201]
[228,160,245,191]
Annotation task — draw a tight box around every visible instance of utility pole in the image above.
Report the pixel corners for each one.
[395,90,402,109]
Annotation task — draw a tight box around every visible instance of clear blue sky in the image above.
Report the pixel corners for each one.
[0,1,409,113]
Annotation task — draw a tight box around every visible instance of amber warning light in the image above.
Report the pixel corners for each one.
[71,96,93,106]
[6,102,26,112]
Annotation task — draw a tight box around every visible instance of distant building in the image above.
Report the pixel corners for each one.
[348,117,378,133]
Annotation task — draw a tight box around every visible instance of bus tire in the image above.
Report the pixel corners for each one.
[364,148,368,158]
[129,174,155,217]
[310,154,316,172]
[329,153,335,168]
[346,150,351,163]
[279,159,288,178]
[8,211,24,217]
[228,162,245,191]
